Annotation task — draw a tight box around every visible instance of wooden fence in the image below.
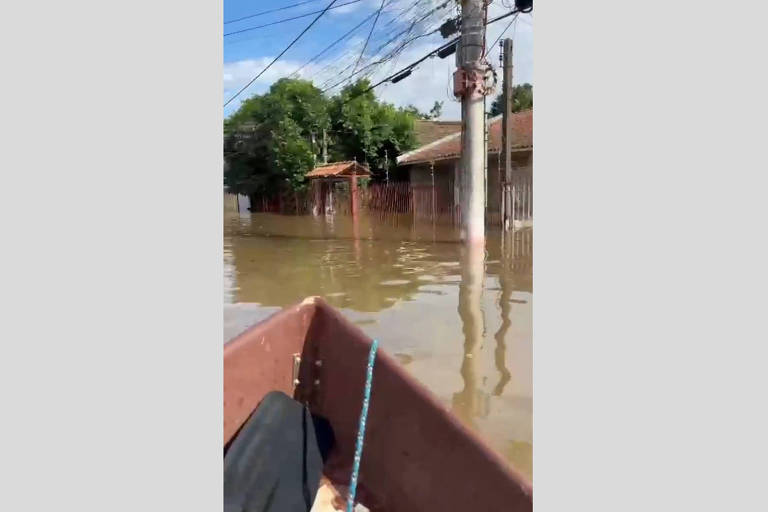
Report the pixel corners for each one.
[507,172,533,227]
[241,175,532,228]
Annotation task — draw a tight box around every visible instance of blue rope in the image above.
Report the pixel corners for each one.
[346,339,378,512]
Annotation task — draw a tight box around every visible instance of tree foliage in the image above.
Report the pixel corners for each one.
[428,101,443,119]
[489,83,533,117]
[328,80,418,180]
[224,78,421,196]
[225,79,329,195]
[401,101,443,120]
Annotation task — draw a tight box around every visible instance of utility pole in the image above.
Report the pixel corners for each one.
[455,0,489,246]
[501,38,514,230]
[454,1,491,346]
[484,100,488,210]
[322,128,328,164]
[311,131,317,167]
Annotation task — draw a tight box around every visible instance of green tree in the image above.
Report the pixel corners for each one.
[224,79,329,196]
[401,100,443,120]
[224,78,420,196]
[272,118,315,190]
[428,101,443,119]
[489,83,533,117]
[402,104,425,119]
[327,80,418,181]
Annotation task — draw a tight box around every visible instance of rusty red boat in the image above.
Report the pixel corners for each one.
[224,296,532,511]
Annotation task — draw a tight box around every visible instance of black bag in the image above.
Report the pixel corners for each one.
[224,391,334,512]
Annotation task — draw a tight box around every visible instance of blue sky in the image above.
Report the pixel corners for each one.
[223,0,533,119]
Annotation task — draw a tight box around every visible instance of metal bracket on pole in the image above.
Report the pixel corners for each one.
[453,62,495,100]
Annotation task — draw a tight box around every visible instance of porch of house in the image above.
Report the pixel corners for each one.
[405,149,533,228]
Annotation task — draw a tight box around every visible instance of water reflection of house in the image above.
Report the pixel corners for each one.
[397,110,533,227]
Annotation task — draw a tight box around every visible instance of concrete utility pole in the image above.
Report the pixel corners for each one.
[501,38,514,230]
[456,0,489,245]
[311,131,317,167]
[322,128,328,164]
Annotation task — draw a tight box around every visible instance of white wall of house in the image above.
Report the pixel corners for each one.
[224,191,251,213]
[404,149,532,225]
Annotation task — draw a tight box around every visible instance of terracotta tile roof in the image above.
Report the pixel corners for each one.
[397,110,532,166]
[413,119,463,146]
[306,161,371,178]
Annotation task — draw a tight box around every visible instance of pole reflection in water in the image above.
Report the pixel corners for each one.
[493,243,513,396]
[352,205,361,264]
[453,241,488,427]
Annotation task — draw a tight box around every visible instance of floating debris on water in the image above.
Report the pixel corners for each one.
[379,279,411,286]
[394,353,414,365]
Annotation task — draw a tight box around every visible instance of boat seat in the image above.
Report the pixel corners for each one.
[224,391,334,512]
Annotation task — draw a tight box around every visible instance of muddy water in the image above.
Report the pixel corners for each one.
[224,211,533,480]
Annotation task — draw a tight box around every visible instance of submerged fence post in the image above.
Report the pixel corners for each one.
[431,160,436,222]
[350,174,359,217]
[511,176,516,230]
[528,176,532,222]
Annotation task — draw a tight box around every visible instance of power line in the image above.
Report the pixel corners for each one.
[224,0,341,107]
[289,11,379,78]
[371,0,449,57]
[350,37,459,97]
[289,0,420,78]
[320,58,381,93]
[485,13,518,58]
[287,0,446,90]
[337,7,526,102]
[320,16,446,92]
[224,0,323,25]
[321,4,451,92]
[319,32,424,93]
[224,0,408,48]
[487,8,520,25]
[382,0,424,28]
[351,0,387,76]
[383,16,431,80]
[224,0,363,37]
[379,2,454,76]
[325,19,443,91]
[371,15,446,84]
[227,4,527,109]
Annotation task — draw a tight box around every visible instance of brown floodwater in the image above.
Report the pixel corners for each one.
[224,211,533,480]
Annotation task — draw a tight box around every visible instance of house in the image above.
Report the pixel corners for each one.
[397,110,533,226]
[413,119,463,145]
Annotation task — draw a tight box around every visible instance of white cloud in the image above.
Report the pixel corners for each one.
[223,58,324,114]
[330,0,380,16]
